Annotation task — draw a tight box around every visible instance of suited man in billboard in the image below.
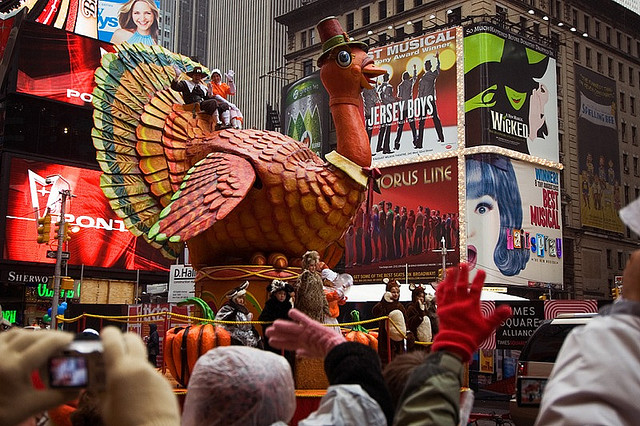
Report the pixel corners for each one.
[415,53,445,148]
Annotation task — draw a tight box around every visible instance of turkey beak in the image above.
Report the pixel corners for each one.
[361,57,386,89]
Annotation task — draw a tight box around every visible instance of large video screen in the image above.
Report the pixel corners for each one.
[4,157,171,271]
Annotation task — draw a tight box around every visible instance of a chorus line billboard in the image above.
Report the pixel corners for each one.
[15,21,115,107]
[464,23,559,162]
[4,157,171,271]
[345,157,459,283]
[575,65,624,233]
[465,154,562,288]
[366,28,462,166]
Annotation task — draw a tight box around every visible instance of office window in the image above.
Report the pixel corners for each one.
[378,33,387,44]
[379,0,387,19]
[585,47,591,67]
[607,249,612,268]
[622,121,627,142]
[621,92,626,111]
[300,30,307,49]
[413,20,422,33]
[557,99,563,118]
[574,42,580,61]
[572,8,578,26]
[627,36,632,54]
[346,12,354,31]
[414,0,422,6]
[362,6,370,26]
[302,59,313,77]
[597,52,602,72]
[608,58,613,77]
[309,28,315,45]
[583,15,590,33]
[448,7,462,25]
[519,16,527,35]
[619,63,624,81]
[634,156,638,176]
[625,184,630,204]
[395,27,405,39]
[533,23,540,35]
[617,31,622,49]
[631,67,635,86]
[606,27,611,44]
[631,97,636,116]
[633,126,638,145]
[595,20,600,39]
[618,251,624,269]
[396,0,404,13]
[624,153,629,173]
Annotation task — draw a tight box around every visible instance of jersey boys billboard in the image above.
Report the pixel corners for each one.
[4,157,171,271]
[465,155,562,288]
[366,28,462,166]
[464,23,559,162]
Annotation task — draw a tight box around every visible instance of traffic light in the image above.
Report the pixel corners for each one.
[539,294,547,301]
[61,277,75,290]
[611,286,621,300]
[54,221,72,242]
[36,214,52,244]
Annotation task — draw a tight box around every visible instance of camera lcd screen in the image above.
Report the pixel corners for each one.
[49,356,89,388]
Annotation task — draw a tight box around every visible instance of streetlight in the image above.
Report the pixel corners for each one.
[45,174,74,330]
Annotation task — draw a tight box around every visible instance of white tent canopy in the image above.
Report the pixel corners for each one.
[346,284,528,303]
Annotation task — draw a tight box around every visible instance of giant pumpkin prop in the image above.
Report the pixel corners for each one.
[164,297,231,387]
[344,310,378,351]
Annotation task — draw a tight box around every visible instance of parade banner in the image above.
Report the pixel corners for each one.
[15,21,114,107]
[464,23,559,162]
[281,71,330,157]
[465,155,563,287]
[98,0,160,45]
[366,28,461,166]
[4,157,171,271]
[345,157,459,283]
[575,65,624,233]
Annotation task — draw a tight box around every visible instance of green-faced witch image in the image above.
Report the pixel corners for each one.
[464,27,552,155]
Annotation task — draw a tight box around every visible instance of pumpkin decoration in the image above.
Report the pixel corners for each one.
[164,297,231,387]
[344,310,378,351]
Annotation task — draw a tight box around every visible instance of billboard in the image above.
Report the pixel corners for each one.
[465,154,562,287]
[22,0,98,38]
[575,65,624,233]
[98,0,160,45]
[345,157,459,283]
[366,28,462,166]
[4,157,171,271]
[464,23,559,162]
[281,72,330,157]
[15,21,115,107]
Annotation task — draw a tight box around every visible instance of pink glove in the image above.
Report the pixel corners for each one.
[265,309,345,358]
[431,264,512,362]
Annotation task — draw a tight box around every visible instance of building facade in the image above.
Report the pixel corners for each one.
[277,0,640,300]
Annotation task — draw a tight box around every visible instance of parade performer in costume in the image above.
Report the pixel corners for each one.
[321,267,352,332]
[405,283,432,348]
[372,278,407,363]
[215,282,262,348]
[208,69,243,129]
[170,66,219,116]
[258,279,295,355]
[294,250,330,323]
[110,0,159,45]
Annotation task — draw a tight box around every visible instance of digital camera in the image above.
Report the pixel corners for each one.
[48,339,106,390]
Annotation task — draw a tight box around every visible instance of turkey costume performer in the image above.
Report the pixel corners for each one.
[371,279,407,363]
[215,281,262,348]
[405,283,433,348]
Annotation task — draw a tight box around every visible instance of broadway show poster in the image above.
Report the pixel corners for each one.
[575,65,624,233]
[345,157,459,283]
[366,28,461,166]
[4,157,171,271]
[15,21,114,107]
[98,0,160,45]
[465,154,562,287]
[464,23,559,162]
[281,71,330,157]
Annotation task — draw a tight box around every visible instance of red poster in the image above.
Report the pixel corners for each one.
[4,157,171,271]
[345,157,459,283]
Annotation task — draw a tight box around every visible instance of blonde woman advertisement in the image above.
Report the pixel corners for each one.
[105,0,159,45]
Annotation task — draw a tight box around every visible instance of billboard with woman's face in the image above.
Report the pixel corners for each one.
[464,23,559,162]
[466,155,563,288]
[98,0,160,45]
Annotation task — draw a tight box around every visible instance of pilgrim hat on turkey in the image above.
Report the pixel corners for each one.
[186,66,208,79]
[316,16,368,65]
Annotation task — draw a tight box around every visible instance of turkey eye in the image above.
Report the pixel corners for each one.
[336,50,352,68]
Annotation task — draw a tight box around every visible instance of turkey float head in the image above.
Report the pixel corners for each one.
[92,16,385,269]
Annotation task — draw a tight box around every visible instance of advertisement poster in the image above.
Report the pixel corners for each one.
[15,0,98,39]
[281,72,330,157]
[4,157,171,271]
[366,28,461,166]
[464,23,559,162]
[98,0,160,45]
[465,154,563,287]
[345,157,459,283]
[15,21,114,107]
[495,301,544,349]
[575,65,624,233]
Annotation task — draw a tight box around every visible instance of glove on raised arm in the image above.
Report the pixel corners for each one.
[100,327,180,426]
[265,308,345,358]
[224,69,235,82]
[0,328,77,426]
[431,264,512,362]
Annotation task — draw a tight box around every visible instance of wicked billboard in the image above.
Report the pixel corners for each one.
[465,154,563,287]
[464,23,559,162]
[345,157,459,283]
[574,65,624,233]
[366,28,462,166]
[4,157,171,271]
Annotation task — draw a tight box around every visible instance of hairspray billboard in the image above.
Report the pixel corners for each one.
[464,23,559,162]
[281,71,330,157]
[4,157,171,271]
[345,157,459,283]
[366,28,462,166]
[575,65,624,233]
[466,154,563,288]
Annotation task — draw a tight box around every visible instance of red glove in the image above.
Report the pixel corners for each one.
[265,309,346,358]
[431,264,512,362]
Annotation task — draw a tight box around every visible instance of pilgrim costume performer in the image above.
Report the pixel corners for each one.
[170,66,219,116]
[215,281,262,348]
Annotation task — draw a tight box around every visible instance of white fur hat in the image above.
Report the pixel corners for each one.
[321,268,338,282]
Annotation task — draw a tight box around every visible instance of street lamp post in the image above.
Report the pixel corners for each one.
[50,188,70,330]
